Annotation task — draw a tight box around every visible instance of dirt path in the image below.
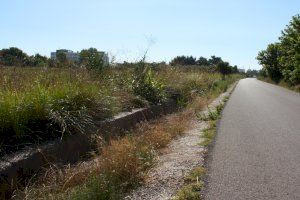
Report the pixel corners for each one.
[124,85,236,200]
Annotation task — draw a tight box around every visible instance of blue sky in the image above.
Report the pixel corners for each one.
[1,0,299,69]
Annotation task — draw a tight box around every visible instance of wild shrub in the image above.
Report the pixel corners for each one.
[132,61,166,104]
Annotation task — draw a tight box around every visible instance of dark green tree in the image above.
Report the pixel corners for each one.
[216,61,232,79]
[56,51,67,67]
[29,54,48,67]
[246,69,259,77]
[232,65,239,73]
[0,47,29,66]
[208,55,223,66]
[170,56,196,66]
[196,56,209,66]
[79,48,105,70]
[257,43,282,83]
[278,14,300,85]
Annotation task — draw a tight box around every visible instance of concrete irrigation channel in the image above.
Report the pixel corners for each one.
[0,100,179,198]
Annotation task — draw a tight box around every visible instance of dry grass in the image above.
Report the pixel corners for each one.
[13,109,191,200]
[10,68,241,199]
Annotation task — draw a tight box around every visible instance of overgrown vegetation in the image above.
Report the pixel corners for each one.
[0,68,115,154]
[0,46,242,198]
[0,62,242,156]
[132,60,167,104]
[0,66,159,155]
[10,68,241,199]
[174,166,205,200]
[257,14,300,88]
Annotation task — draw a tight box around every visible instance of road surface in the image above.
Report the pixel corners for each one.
[204,78,300,200]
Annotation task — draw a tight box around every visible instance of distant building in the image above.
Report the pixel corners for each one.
[51,49,80,62]
[238,69,245,73]
[50,49,109,65]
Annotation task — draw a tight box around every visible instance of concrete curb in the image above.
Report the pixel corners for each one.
[0,100,178,197]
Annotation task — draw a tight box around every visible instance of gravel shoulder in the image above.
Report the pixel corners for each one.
[124,84,237,200]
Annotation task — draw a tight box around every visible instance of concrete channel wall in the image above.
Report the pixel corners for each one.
[0,100,178,197]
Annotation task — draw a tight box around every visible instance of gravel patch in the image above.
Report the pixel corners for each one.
[124,84,236,200]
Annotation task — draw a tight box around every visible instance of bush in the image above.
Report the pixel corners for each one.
[132,61,166,104]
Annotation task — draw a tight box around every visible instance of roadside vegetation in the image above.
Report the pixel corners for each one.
[257,14,300,92]
[173,166,205,200]
[0,48,242,156]
[8,69,241,199]
[173,94,228,200]
[0,67,141,155]
[0,46,242,198]
[13,80,238,200]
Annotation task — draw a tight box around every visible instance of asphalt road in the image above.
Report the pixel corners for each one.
[204,78,300,200]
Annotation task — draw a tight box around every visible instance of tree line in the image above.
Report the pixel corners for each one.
[257,14,300,86]
[170,55,240,75]
[0,47,242,77]
[0,47,107,71]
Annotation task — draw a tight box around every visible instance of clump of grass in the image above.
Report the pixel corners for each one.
[174,183,203,200]
[185,166,206,183]
[174,166,205,200]
[207,110,219,121]
[200,126,215,147]
[197,109,218,121]
[216,103,224,114]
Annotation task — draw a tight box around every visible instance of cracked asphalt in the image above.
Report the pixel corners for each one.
[204,78,300,200]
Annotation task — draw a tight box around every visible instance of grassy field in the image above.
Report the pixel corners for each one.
[8,65,242,199]
[0,67,128,154]
[0,65,240,156]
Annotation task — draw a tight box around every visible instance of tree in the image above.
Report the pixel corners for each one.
[170,56,196,66]
[246,69,259,77]
[232,65,239,73]
[196,56,209,66]
[259,68,268,78]
[79,48,105,70]
[0,47,29,66]
[208,55,223,66]
[216,61,232,79]
[278,14,300,85]
[56,51,67,67]
[257,14,300,85]
[29,54,48,67]
[257,43,282,83]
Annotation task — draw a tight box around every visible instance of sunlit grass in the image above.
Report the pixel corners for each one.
[11,68,242,199]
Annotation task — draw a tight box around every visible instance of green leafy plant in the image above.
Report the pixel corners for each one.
[132,61,166,104]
